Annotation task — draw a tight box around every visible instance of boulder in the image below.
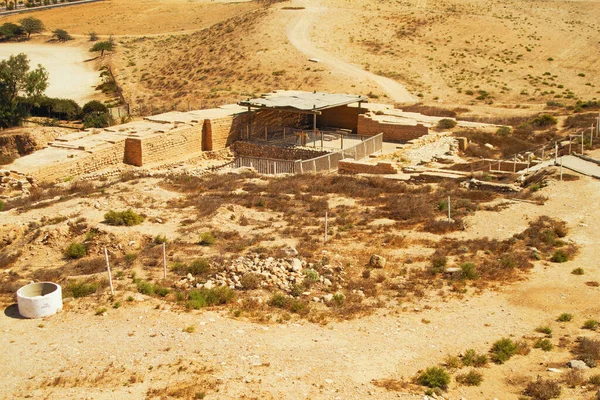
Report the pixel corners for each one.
[567,359,589,370]
[369,254,386,268]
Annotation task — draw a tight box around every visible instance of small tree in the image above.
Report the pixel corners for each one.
[90,41,114,57]
[88,31,98,41]
[52,29,72,42]
[0,22,25,41]
[19,17,45,39]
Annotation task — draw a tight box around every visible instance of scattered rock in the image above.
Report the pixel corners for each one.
[369,254,386,268]
[547,368,562,373]
[567,359,589,370]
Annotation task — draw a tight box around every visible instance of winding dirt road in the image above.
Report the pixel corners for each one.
[286,4,418,103]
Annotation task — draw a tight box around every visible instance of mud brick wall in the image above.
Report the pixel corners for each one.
[207,116,237,150]
[338,159,397,174]
[26,141,127,182]
[357,114,428,142]
[136,125,203,165]
[124,138,142,166]
[318,106,364,132]
[232,142,329,161]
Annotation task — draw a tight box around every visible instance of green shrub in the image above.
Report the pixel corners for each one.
[187,259,210,276]
[456,370,483,386]
[460,262,478,280]
[557,313,573,322]
[198,231,216,246]
[187,286,235,309]
[95,307,107,316]
[550,249,568,263]
[535,326,552,335]
[490,338,518,364]
[332,293,345,307]
[268,293,309,314]
[462,349,487,367]
[124,252,137,265]
[571,267,584,275]
[64,281,99,298]
[153,234,168,244]
[430,252,447,274]
[496,126,511,135]
[104,209,144,226]
[303,268,320,283]
[444,354,461,369]
[137,280,169,297]
[529,114,558,128]
[240,273,263,290]
[534,339,553,351]
[588,374,600,386]
[416,367,450,390]
[64,242,87,259]
[583,319,599,330]
[0,200,4,211]
[437,118,457,129]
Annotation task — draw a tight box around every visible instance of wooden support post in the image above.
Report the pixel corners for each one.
[104,247,114,296]
[591,126,594,148]
[324,211,328,244]
[162,243,167,280]
[321,130,324,149]
[541,148,545,161]
[569,137,572,154]
[581,132,584,154]
[555,142,558,163]
[560,157,563,181]
[341,134,344,150]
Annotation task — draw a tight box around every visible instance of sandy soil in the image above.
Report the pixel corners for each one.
[2,0,259,35]
[1,167,600,399]
[0,41,101,104]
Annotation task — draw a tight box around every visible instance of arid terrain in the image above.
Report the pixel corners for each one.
[1,0,600,399]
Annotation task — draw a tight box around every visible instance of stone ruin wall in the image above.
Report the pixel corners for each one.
[357,114,429,142]
[232,142,329,161]
[338,159,398,175]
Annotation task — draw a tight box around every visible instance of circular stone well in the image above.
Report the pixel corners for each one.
[17,282,63,318]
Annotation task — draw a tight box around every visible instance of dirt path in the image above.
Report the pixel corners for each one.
[0,42,100,105]
[286,1,418,104]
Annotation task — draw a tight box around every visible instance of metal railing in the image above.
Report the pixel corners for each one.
[234,156,297,174]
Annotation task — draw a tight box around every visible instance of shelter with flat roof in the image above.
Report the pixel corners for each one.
[239,90,368,135]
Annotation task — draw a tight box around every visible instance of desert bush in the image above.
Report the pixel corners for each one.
[187,259,210,276]
[528,114,558,129]
[137,281,169,297]
[491,338,518,364]
[269,293,309,314]
[198,232,216,246]
[460,262,478,280]
[52,28,72,41]
[64,242,87,259]
[456,370,483,386]
[187,287,235,309]
[524,377,561,400]
[534,339,553,351]
[153,234,168,244]
[571,267,584,275]
[240,273,262,290]
[573,337,600,361]
[430,251,447,274]
[104,209,144,226]
[303,268,320,284]
[332,293,345,307]
[64,280,99,298]
[75,256,105,274]
[437,119,457,129]
[557,313,573,322]
[535,326,552,335]
[124,252,137,265]
[416,367,450,390]
[462,349,487,367]
[444,355,461,369]
[583,319,599,330]
[550,249,568,263]
[588,374,600,386]
[563,369,584,388]
[0,250,21,268]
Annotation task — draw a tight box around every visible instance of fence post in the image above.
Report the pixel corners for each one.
[555,142,558,163]
[581,132,584,154]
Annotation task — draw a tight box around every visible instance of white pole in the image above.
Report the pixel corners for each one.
[162,242,167,280]
[324,211,328,244]
[560,157,563,181]
[555,142,558,163]
[581,132,584,154]
[104,247,114,296]
[591,126,594,148]
[447,196,451,223]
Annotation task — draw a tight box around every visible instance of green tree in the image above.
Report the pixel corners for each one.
[0,23,25,41]
[52,29,72,42]
[19,17,45,39]
[90,41,114,57]
[0,53,48,127]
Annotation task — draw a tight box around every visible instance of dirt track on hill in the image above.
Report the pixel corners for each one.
[286,1,418,104]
